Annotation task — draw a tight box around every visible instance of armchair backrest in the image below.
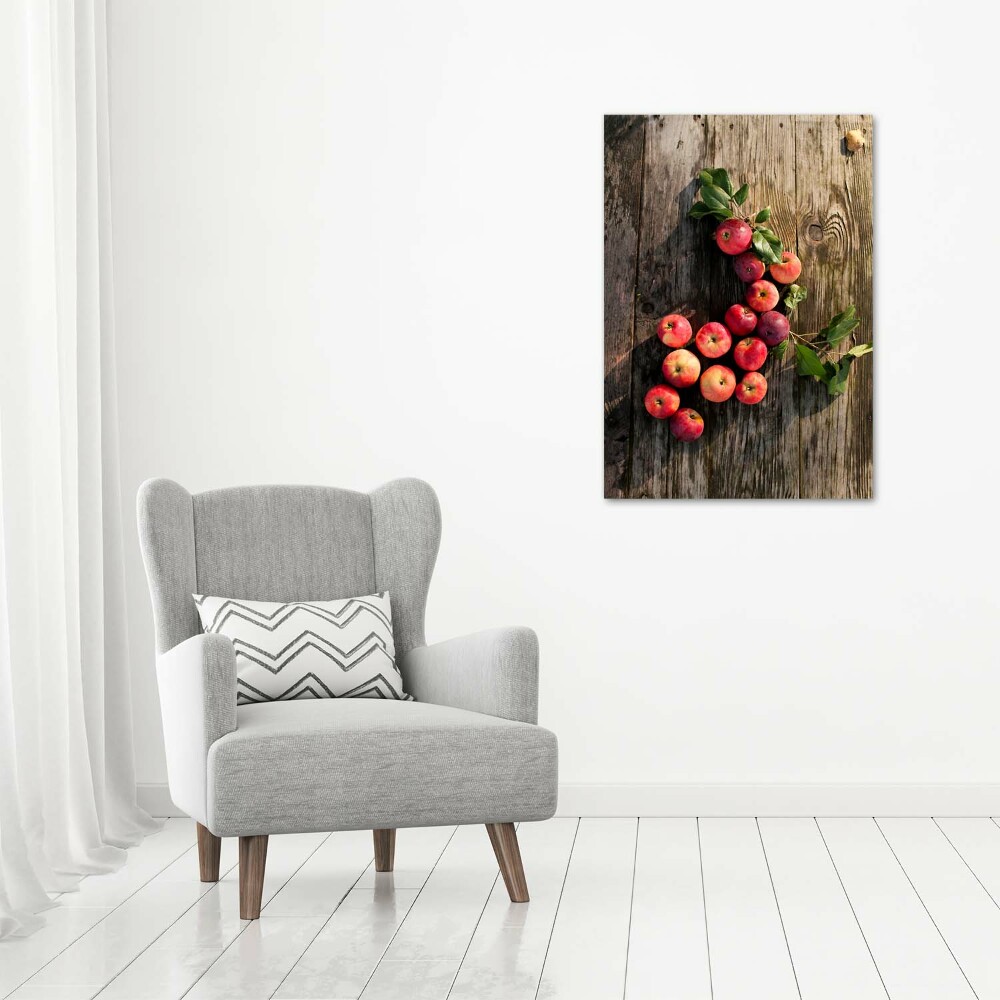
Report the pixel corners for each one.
[137,478,441,659]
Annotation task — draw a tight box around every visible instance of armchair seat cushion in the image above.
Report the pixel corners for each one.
[205,699,558,836]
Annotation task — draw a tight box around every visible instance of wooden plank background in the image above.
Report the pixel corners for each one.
[603,114,873,500]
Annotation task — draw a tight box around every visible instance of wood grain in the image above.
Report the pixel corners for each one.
[604,114,873,499]
[239,834,269,920]
[373,828,396,872]
[795,115,874,499]
[197,823,221,883]
[486,822,529,903]
[604,116,645,499]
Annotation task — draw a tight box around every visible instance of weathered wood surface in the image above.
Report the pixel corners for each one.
[603,114,873,500]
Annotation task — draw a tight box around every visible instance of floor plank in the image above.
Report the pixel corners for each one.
[0,908,114,998]
[273,884,420,1000]
[818,818,976,999]
[0,821,194,997]
[758,818,887,1000]
[91,833,324,1000]
[352,826,456,890]
[936,818,1000,907]
[55,820,195,910]
[264,829,373,916]
[448,818,578,1000]
[183,917,326,1000]
[359,824,500,999]
[699,818,798,1000]
[624,818,711,1000]
[878,818,1000,998]
[533,818,636,1000]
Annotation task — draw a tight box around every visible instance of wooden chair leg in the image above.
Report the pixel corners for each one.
[486,823,529,902]
[373,829,396,872]
[239,835,268,920]
[197,823,221,882]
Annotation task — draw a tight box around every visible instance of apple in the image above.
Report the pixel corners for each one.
[733,252,765,282]
[746,279,779,312]
[644,384,680,419]
[735,371,767,405]
[662,349,701,388]
[756,310,790,347]
[699,364,736,403]
[669,407,704,441]
[733,336,768,371]
[714,219,753,255]
[724,304,757,337]
[656,314,692,348]
[769,252,802,284]
[694,322,732,359]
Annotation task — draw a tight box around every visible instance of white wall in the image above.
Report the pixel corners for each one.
[108,0,1000,808]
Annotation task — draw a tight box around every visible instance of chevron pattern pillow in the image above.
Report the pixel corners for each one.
[192,591,412,705]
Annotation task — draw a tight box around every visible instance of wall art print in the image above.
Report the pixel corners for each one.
[604,114,873,499]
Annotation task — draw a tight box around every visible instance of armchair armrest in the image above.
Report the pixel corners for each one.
[156,632,237,825]
[400,626,539,724]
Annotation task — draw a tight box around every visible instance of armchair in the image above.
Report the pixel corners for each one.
[137,478,557,919]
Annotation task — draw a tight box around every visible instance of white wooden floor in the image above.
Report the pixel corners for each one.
[3,817,1000,999]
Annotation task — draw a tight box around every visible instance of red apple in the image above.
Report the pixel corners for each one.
[724,304,757,337]
[733,336,768,371]
[769,252,802,284]
[644,384,680,419]
[669,407,704,442]
[714,219,753,255]
[699,365,736,403]
[656,314,692,348]
[756,310,790,347]
[735,371,768,405]
[733,252,765,282]
[662,349,701,388]
[746,279,779,312]
[694,322,732,359]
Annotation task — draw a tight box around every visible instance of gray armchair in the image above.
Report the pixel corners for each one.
[137,478,558,918]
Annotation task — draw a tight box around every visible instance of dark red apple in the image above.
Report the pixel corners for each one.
[756,310,790,347]
[724,304,757,337]
[733,252,765,282]
[669,407,705,441]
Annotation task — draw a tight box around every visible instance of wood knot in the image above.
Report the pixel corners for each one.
[807,223,824,242]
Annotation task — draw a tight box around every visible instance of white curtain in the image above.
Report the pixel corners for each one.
[0,0,160,939]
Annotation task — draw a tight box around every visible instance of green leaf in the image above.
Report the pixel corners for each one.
[688,202,717,219]
[733,183,749,206]
[759,228,783,248]
[783,283,808,314]
[754,207,771,223]
[751,230,782,264]
[846,342,873,358]
[699,183,731,211]
[772,338,790,359]
[698,169,715,186]
[819,305,860,348]
[711,168,735,196]
[794,342,829,381]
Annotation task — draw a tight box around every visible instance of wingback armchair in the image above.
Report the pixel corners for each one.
[137,477,558,919]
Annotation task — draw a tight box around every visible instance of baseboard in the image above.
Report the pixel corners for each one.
[138,782,1000,819]
[554,783,1000,817]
